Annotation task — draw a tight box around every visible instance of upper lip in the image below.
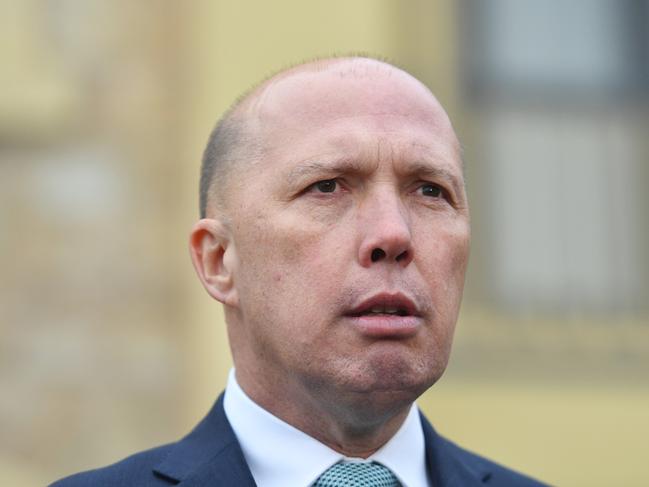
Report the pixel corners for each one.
[346,292,420,317]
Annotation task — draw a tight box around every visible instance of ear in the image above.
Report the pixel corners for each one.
[189,218,239,307]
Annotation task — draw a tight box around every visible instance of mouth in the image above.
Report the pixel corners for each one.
[344,292,421,338]
[347,292,419,317]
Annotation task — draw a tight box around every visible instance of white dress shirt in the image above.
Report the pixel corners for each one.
[223,369,430,487]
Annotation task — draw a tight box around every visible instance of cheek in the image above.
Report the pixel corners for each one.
[270,215,349,274]
[235,211,347,300]
[418,222,470,295]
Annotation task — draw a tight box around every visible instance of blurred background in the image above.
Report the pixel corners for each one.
[1,1,648,485]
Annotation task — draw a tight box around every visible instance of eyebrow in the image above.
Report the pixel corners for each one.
[285,157,465,197]
[285,158,368,184]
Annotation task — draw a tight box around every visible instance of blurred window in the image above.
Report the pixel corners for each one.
[462,0,649,314]
[464,0,648,101]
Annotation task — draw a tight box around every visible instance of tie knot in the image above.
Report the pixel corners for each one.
[314,461,401,486]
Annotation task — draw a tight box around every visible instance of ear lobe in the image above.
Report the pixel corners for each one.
[189,219,239,307]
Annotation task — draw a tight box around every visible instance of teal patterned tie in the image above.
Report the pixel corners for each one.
[314,461,401,486]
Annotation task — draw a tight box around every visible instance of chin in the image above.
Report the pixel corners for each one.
[334,349,446,412]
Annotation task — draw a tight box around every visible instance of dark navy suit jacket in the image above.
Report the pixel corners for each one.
[51,394,547,486]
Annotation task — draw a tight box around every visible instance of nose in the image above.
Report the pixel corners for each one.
[358,191,414,268]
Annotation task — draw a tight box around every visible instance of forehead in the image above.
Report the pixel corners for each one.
[235,60,462,181]
[249,61,454,135]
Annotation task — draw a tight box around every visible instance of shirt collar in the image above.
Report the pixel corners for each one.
[223,369,429,487]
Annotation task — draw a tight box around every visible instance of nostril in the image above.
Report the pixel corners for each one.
[371,248,386,262]
[395,250,408,262]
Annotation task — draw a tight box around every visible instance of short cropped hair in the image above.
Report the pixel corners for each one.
[199,106,253,218]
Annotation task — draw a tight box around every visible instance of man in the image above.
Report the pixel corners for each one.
[52,57,546,486]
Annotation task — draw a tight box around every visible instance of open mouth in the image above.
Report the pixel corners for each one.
[349,306,411,317]
[344,292,421,337]
[346,293,419,319]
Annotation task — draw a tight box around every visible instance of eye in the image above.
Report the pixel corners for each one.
[420,183,443,198]
[312,179,338,193]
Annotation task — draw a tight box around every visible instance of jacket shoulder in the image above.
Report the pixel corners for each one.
[49,443,177,487]
[50,394,250,487]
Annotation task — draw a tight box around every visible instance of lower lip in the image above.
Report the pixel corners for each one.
[345,315,421,338]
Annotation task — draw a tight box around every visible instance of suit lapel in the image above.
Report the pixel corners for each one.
[420,412,488,486]
[173,444,256,487]
[153,394,256,486]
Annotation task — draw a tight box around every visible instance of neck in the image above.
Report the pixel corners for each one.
[234,365,412,458]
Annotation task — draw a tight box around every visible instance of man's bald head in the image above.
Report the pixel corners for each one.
[199,56,459,218]
[190,55,470,450]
